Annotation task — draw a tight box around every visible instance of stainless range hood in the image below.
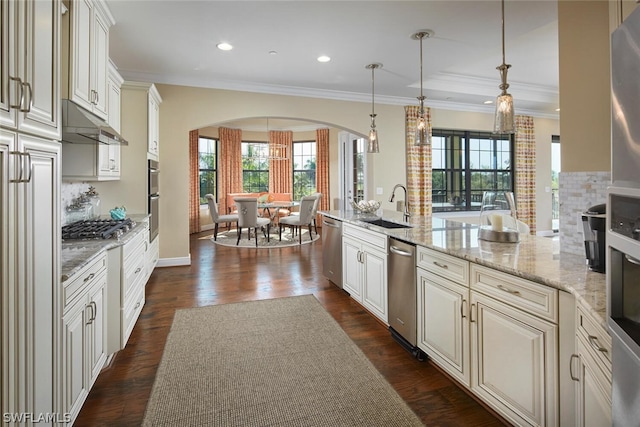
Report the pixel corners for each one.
[61,100,128,145]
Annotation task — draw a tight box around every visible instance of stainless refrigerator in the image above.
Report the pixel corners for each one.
[608,8,640,426]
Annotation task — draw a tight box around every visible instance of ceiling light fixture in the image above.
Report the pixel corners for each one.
[412,30,433,146]
[365,63,382,154]
[216,42,233,51]
[317,55,331,63]
[266,118,288,160]
[493,0,515,134]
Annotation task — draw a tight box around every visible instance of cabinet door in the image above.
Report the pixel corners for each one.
[87,278,107,387]
[62,301,88,421]
[361,247,387,322]
[471,291,558,427]
[0,0,17,129]
[90,7,109,119]
[69,0,93,111]
[342,238,362,301]
[575,338,612,427]
[18,0,61,140]
[418,269,470,387]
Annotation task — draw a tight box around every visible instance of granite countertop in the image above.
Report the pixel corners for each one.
[320,209,607,328]
[61,214,150,283]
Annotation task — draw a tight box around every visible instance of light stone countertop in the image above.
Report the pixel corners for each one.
[61,214,150,283]
[320,209,607,329]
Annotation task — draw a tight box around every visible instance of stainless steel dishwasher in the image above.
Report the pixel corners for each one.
[321,216,342,288]
[388,237,424,360]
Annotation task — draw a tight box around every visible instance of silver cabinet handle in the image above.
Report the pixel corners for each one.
[470,303,476,323]
[90,301,97,322]
[23,152,32,183]
[570,354,580,381]
[83,273,95,283]
[135,302,141,309]
[461,299,467,319]
[8,76,23,109]
[497,284,521,296]
[135,267,142,274]
[588,335,608,353]
[9,151,23,183]
[433,261,448,269]
[20,82,32,112]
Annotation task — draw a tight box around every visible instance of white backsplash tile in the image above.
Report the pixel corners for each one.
[558,171,610,255]
[61,182,91,225]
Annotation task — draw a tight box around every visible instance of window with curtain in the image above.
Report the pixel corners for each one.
[199,136,218,204]
[241,141,269,192]
[292,140,316,200]
[432,129,513,212]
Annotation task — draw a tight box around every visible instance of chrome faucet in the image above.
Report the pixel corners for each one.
[389,184,410,222]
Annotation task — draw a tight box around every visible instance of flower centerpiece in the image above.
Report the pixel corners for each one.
[350,199,381,214]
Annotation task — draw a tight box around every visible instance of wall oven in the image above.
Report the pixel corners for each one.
[607,186,640,426]
[148,160,159,242]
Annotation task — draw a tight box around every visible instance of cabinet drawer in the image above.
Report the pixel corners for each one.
[577,305,612,372]
[64,253,107,307]
[122,285,145,346]
[470,264,558,323]
[123,251,145,300]
[122,229,145,261]
[343,223,387,251]
[417,246,469,286]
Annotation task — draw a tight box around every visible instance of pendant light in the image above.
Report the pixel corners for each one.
[365,63,382,153]
[412,30,433,146]
[266,118,288,160]
[493,0,515,134]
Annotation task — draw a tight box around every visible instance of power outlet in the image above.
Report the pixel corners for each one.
[376,187,383,195]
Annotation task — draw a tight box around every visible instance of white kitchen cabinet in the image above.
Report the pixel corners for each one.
[342,223,387,323]
[62,0,112,120]
[106,220,148,354]
[1,129,62,423]
[470,264,559,427]
[62,60,122,181]
[145,234,158,283]
[147,85,161,160]
[572,305,612,427]
[61,253,107,425]
[0,0,61,140]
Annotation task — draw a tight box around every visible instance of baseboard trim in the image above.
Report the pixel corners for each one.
[157,255,191,267]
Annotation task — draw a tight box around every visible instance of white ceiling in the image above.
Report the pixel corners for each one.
[105,0,559,121]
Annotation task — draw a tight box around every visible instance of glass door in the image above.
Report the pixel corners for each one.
[339,132,367,210]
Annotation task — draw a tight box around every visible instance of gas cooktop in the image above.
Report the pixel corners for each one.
[62,218,135,241]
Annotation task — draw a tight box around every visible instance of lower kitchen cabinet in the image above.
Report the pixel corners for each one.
[61,254,107,425]
[342,223,388,323]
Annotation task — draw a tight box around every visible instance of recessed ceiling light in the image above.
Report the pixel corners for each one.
[269,50,278,55]
[217,42,233,51]
[317,55,331,63]
[484,100,494,105]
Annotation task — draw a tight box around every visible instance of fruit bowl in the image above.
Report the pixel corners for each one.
[350,200,381,214]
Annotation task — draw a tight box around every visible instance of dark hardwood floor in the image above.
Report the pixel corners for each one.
[75,229,509,426]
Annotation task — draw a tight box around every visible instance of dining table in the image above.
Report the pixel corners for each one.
[258,201,300,228]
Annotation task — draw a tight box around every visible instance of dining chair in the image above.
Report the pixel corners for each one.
[205,194,239,241]
[278,195,316,244]
[234,197,271,247]
[310,192,322,236]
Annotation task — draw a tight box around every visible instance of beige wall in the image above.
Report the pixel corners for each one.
[155,84,558,262]
[558,0,611,172]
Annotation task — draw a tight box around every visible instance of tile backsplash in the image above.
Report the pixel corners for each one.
[61,183,91,225]
[558,171,610,255]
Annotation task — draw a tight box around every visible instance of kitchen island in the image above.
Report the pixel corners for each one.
[320,208,610,427]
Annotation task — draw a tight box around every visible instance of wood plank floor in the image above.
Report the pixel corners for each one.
[75,229,509,426]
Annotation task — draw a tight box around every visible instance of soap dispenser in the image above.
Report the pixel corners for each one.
[478,191,519,243]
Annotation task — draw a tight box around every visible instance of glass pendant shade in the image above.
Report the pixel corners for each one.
[368,126,379,153]
[493,93,515,133]
[366,63,382,154]
[415,114,431,146]
[412,31,433,147]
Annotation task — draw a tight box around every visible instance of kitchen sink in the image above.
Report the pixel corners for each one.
[362,218,412,229]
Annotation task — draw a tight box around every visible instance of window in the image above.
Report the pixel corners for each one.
[241,141,269,193]
[292,141,316,200]
[432,129,513,212]
[198,136,218,204]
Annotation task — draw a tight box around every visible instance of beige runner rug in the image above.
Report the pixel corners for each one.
[142,295,423,426]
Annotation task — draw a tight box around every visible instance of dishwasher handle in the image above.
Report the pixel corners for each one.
[323,220,341,228]
[389,245,413,257]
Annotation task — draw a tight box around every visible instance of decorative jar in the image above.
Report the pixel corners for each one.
[478,191,519,243]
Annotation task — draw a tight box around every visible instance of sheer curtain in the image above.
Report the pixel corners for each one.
[219,127,243,215]
[514,115,536,234]
[316,128,330,214]
[189,130,200,234]
[405,105,432,217]
[268,130,293,193]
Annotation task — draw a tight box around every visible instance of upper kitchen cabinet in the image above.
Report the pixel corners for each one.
[61,0,113,121]
[0,0,61,140]
[147,85,161,160]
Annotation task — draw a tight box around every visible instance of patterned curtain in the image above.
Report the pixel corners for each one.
[316,128,330,217]
[268,130,293,193]
[405,105,432,217]
[219,127,243,215]
[188,130,200,234]
[514,115,536,234]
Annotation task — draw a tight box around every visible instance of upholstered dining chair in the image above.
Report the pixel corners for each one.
[205,194,239,241]
[278,195,316,244]
[234,197,271,247]
[309,192,322,236]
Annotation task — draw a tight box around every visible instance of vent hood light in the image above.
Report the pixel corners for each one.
[61,100,128,145]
